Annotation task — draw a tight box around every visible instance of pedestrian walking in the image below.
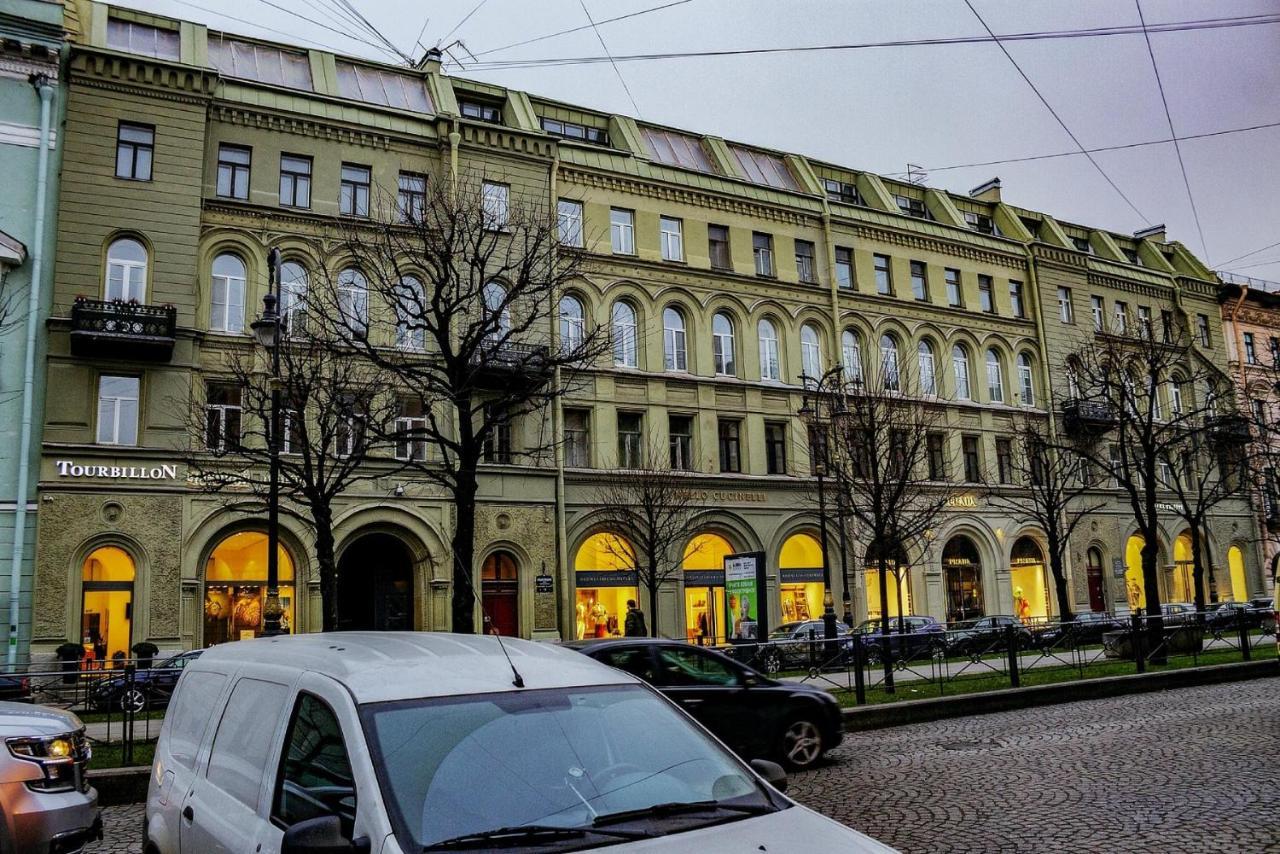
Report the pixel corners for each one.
[624,599,647,637]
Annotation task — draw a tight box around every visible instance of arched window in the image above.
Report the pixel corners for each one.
[712,312,736,376]
[204,531,296,645]
[574,533,638,640]
[842,329,863,383]
[663,307,687,372]
[1169,374,1185,415]
[81,546,135,663]
[396,275,425,351]
[210,254,247,333]
[279,261,308,337]
[953,345,971,400]
[985,348,1004,402]
[338,268,368,336]
[758,319,780,381]
[559,294,585,353]
[612,301,638,367]
[779,533,825,624]
[880,334,900,391]
[105,237,147,302]
[483,281,510,342]
[683,533,735,644]
[1017,352,1035,406]
[917,340,937,395]
[800,323,822,381]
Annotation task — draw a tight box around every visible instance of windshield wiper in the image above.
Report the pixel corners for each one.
[423,823,653,850]
[591,799,773,828]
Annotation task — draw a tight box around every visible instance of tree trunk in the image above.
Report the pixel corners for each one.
[313,504,339,632]
[647,563,659,638]
[1140,531,1166,664]
[1047,546,1074,622]
[1188,525,1208,612]
[451,469,479,634]
[877,553,894,694]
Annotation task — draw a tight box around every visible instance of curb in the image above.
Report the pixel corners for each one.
[88,765,150,806]
[842,658,1278,732]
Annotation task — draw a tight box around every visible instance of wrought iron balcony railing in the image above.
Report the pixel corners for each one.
[70,298,177,361]
[1205,413,1252,446]
[468,340,550,389]
[1061,398,1116,436]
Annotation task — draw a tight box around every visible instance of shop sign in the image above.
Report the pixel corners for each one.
[676,489,768,504]
[56,460,179,481]
[780,567,825,584]
[575,570,638,588]
[946,493,981,509]
[684,569,725,587]
[724,551,768,641]
[535,574,554,594]
[1112,558,1125,579]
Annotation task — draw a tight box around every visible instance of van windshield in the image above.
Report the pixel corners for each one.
[360,684,776,849]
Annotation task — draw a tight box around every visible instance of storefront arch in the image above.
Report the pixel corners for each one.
[1171,531,1198,604]
[480,551,519,636]
[863,541,912,621]
[778,533,824,625]
[942,535,984,623]
[1226,545,1249,602]
[81,545,136,666]
[1086,546,1107,612]
[203,531,296,645]
[336,532,415,631]
[684,532,735,645]
[1124,534,1148,611]
[1009,536,1049,623]
[572,532,638,640]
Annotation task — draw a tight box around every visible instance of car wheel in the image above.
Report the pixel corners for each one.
[762,649,782,676]
[118,687,147,714]
[779,716,824,770]
[929,640,947,659]
[864,645,883,666]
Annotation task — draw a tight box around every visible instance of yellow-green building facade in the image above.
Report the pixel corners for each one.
[29,1,1264,660]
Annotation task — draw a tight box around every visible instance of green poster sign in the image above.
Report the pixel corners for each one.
[724,551,766,641]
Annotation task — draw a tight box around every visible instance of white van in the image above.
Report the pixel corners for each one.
[145,632,893,853]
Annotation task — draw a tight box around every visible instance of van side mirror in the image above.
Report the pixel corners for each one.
[749,758,788,793]
[281,816,370,854]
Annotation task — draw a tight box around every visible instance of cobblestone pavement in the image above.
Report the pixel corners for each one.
[87,679,1279,853]
[788,678,1280,853]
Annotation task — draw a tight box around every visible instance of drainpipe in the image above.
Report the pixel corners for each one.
[8,75,55,667]
[548,149,569,639]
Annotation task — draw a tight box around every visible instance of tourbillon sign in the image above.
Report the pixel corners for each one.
[55,460,179,480]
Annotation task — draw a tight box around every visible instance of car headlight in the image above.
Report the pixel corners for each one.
[6,733,87,792]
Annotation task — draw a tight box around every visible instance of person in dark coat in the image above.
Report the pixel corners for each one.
[624,600,648,637]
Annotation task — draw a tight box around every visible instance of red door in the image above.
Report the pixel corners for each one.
[1086,549,1106,612]
[482,551,520,636]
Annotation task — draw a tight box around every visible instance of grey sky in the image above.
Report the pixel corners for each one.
[113,0,1280,279]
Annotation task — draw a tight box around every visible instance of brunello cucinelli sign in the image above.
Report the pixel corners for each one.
[675,490,769,504]
[55,460,180,481]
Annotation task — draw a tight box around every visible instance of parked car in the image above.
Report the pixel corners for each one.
[1033,611,1123,649]
[570,637,844,770]
[88,650,202,713]
[1246,597,1275,628]
[853,616,947,664]
[945,615,1034,656]
[147,633,894,854]
[0,673,30,703]
[754,620,852,673]
[1160,602,1198,627]
[0,701,101,852]
[1205,601,1254,631]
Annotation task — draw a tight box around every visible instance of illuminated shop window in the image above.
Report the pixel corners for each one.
[943,536,983,624]
[1226,546,1248,603]
[1171,532,1197,604]
[204,531,295,645]
[864,544,912,621]
[1124,535,1147,611]
[81,546,135,667]
[1009,536,1049,623]
[778,533,824,624]
[574,534,637,640]
[684,533,734,645]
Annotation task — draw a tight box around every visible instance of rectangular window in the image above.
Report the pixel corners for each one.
[707,224,731,270]
[1072,235,1092,254]
[1091,295,1105,331]
[874,254,892,295]
[795,240,817,284]
[766,422,787,475]
[660,216,684,262]
[1122,247,1140,265]
[894,194,927,218]
[115,122,154,181]
[208,38,312,89]
[668,415,693,471]
[639,126,709,170]
[1244,332,1257,364]
[482,408,513,464]
[718,419,742,473]
[482,182,509,230]
[910,260,928,301]
[339,163,370,217]
[610,209,635,255]
[1009,281,1024,318]
[216,145,251,200]
[996,438,1013,484]
[753,232,774,277]
[397,172,426,223]
[945,269,963,307]
[1161,309,1174,343]
[1270,337,1280,365]
[335,396,366,458]
[1138,305,1153,339]
[962,435,982,483]
[822,178,859,205]
[1197,314,1211,347]
[207,678,288,809]
[459,100,502,123]
[835,247,854,289]
[279,155,312,208]
[204,383,242,452]
[618,412,643,468]
[394,397,428,462]
[1109,444,1123,488]
[729,145,799,191]
[97,375,140,446]
[271,693,356,829]
[545,117,610,146]
[1114,301,1128,334]
[556,199,583,247]
[1058,287,1073,323]
[927,433,947,481]
[336,61,434,113]
[107,19,180,60]
[978,275,994,313]
[964,211,996,234]
[564,409,590,467]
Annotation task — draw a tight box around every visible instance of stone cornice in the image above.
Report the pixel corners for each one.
[1085,269,1175,300]
[210,104,398,152]
[457,121,557,162]
[1031,243,1088,271]
[69,49,216,104]
[846,222,1025,270]
[0,52,59,82]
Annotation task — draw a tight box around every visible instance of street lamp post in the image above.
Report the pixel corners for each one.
[799,374,840,642]
[251,247,284,637]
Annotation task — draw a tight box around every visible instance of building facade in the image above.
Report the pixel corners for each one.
[0,0,68,665]
[27,0,1264,661]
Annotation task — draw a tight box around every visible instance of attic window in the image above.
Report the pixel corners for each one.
[641,127,712,171]
[823,179,861,206]
[729,145,798,191]
[964,211,997,235]
[208,38,313,90]
[460,100,502,123]
[1071,236,1092,254]
[541,118,608,145]
[1122,247,1141,266]
[336,62,434,114]
[893,195,931,220]
[107,19,179,60]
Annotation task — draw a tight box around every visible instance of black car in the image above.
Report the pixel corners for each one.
[0,673,29,702]
[853,616,946,664]
[755,620,852,673]
[568,638,843,770]
[1033,611,1123,649]
[88,649,203,712]
[946,615,1034,656]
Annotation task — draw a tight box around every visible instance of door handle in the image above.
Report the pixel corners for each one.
[182,805,194,822]
[682,698,703,706]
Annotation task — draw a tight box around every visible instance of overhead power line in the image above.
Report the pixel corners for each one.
[1135,0,1209,260]
[441,0,493,45]
[1217,239,1280,269]
[167,0,401,60]
[469,0,695,60]
[579,0,643,118]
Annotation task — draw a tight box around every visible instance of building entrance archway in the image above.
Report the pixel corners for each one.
[1086,547,1106,612]
[337,533,414,631]
[481,551,519,636]
[81,546,135,665]
[943,535,984,623]
[204,531,295,645]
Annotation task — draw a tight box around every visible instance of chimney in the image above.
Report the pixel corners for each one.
[416,46,443,73]
[969,177,1001,203]
[1134,223,1166,243]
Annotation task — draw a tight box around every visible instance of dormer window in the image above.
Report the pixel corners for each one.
[1071,236,1092,254]
[460,100,502,123]
[823,179,861,206]
[893,195,930,219]
[540,117,609,146]
[963,211,997,235]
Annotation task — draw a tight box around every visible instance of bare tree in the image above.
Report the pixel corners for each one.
[590,442,709,638]
[181,327,404,632]
[312,171,607,633]
[986,415,1107,621]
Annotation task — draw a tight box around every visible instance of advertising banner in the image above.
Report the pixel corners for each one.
[724,551,767,641]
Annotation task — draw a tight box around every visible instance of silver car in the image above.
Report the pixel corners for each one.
[0,702,101,853]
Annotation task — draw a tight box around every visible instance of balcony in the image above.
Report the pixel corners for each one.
[1205,413,1252,446]
[469,341,550,390]
[70,298,176,361]
[1061,398,1116,437]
